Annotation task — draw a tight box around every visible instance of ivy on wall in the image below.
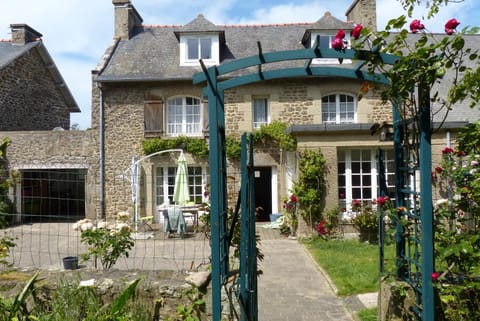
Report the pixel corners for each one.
[142,121,297,160]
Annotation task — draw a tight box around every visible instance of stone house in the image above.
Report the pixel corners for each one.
[1,0,479,228]
[0,24,97,223]
[89,0,480,228]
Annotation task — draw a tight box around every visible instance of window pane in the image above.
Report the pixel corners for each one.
[351,150,360,161]
[187,38,198,60]
[352,162,360,173]
[253,98,268,128]
[167,97,201,135]
[200,38,211,59]
[319,35,331,48]
[352,175,361,186]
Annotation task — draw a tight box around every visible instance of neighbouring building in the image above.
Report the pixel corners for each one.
[0,24,97,223]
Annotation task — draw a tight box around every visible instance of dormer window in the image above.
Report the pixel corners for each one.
[180,34,219,66]
[310,32,351,64]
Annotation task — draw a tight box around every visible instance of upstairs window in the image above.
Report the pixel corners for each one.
[310,32,351,64]
[180,34,219,66]
[253,97,269,129]
[322,94,356,124]
[166,96,201,136]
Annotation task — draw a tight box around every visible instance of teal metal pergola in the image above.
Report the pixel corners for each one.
[193,44,435,321]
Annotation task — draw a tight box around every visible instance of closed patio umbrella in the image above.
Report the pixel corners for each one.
[173,152,190,205]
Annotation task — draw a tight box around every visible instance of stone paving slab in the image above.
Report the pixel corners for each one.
[257,231,355,321]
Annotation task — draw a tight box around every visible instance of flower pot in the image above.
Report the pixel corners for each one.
[63,256,79,270]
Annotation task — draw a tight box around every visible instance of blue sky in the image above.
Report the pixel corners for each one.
[0,0,478,129]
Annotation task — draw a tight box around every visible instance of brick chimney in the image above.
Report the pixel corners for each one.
[112,0,143,40]
[10,24,43,45]
[346,0,377,31]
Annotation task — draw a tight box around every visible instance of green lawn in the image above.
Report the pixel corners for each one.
[302,238,395,297]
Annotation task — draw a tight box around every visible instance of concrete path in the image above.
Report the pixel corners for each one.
[257,225,357,321]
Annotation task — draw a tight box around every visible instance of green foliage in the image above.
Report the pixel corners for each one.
[168,288,205,321]
[457,120,480,154]
[357,307,377,321]
[292,149,327,229]
[252,121,296,151]
[225,135,242,159]
[0,272,39,321]
[226,121,297,159]
[432,145,480,319]
[142,136,209,157]
[31,277,147,321]
[74,213,135,270]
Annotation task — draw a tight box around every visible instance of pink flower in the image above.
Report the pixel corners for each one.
[377,196,388,207]
[409,19,425,33]
[445,18,460,30]
[316,221,328,235]
[431,272,440,281]
[336,29,346,39]
[351,24,363,39]
[445,18,460,34]
[442,147,454,154]
[331,37,344,50]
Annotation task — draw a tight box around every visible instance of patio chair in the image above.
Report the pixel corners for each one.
[162,207,186,238]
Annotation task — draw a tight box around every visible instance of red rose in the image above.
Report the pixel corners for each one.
[335,29,346,39]
[377,196,388,207]
[409,19,425,33]
[351,24,363,39]
[290,195,297,202]
[441,147,454,154]
[457,150,466,157]
[431,272,440,281]
[353,199,360,207]
[435,166,442,173]
[445,18,460,30]
[331,37,344,50]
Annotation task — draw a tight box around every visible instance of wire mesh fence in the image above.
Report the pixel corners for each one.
[0,166,214,272]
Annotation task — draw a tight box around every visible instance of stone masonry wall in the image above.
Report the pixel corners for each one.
[0,48,70,130]
[0,130,98,217]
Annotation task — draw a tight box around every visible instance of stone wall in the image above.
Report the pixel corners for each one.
[0,130,98,217]
[0,48,70,131]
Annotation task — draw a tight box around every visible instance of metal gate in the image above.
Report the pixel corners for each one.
[195,44,435,321]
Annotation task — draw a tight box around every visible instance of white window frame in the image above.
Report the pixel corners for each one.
[322,93,357,124]
[338,149,395,217]
[310,32,352,64]
[252,97,270,129]
[180,34,219,66]
[155,166,207,207]
[166,96,202,136]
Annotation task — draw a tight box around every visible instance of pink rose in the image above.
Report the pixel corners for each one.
[331,37,344,50]
[335,29,346,39]
[445,18,460,34]
[351,24,363,39]
[431,272,440,281]
[409,19,425,33]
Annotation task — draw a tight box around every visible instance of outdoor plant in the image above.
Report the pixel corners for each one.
[0,272,39,321]
[73,211,135,270]
[292,149,327,230]
[142,136,209,157]
[431,145,480,320]
[315,206,342,239]
[281,194,298,237]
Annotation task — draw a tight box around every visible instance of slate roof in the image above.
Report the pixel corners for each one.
[94,12,480,124]
[0,39,79,112]
[95,12,354,82]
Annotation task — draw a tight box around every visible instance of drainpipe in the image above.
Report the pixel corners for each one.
[99,83,105,219]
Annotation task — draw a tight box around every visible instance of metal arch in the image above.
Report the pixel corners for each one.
[195,45,434,321]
